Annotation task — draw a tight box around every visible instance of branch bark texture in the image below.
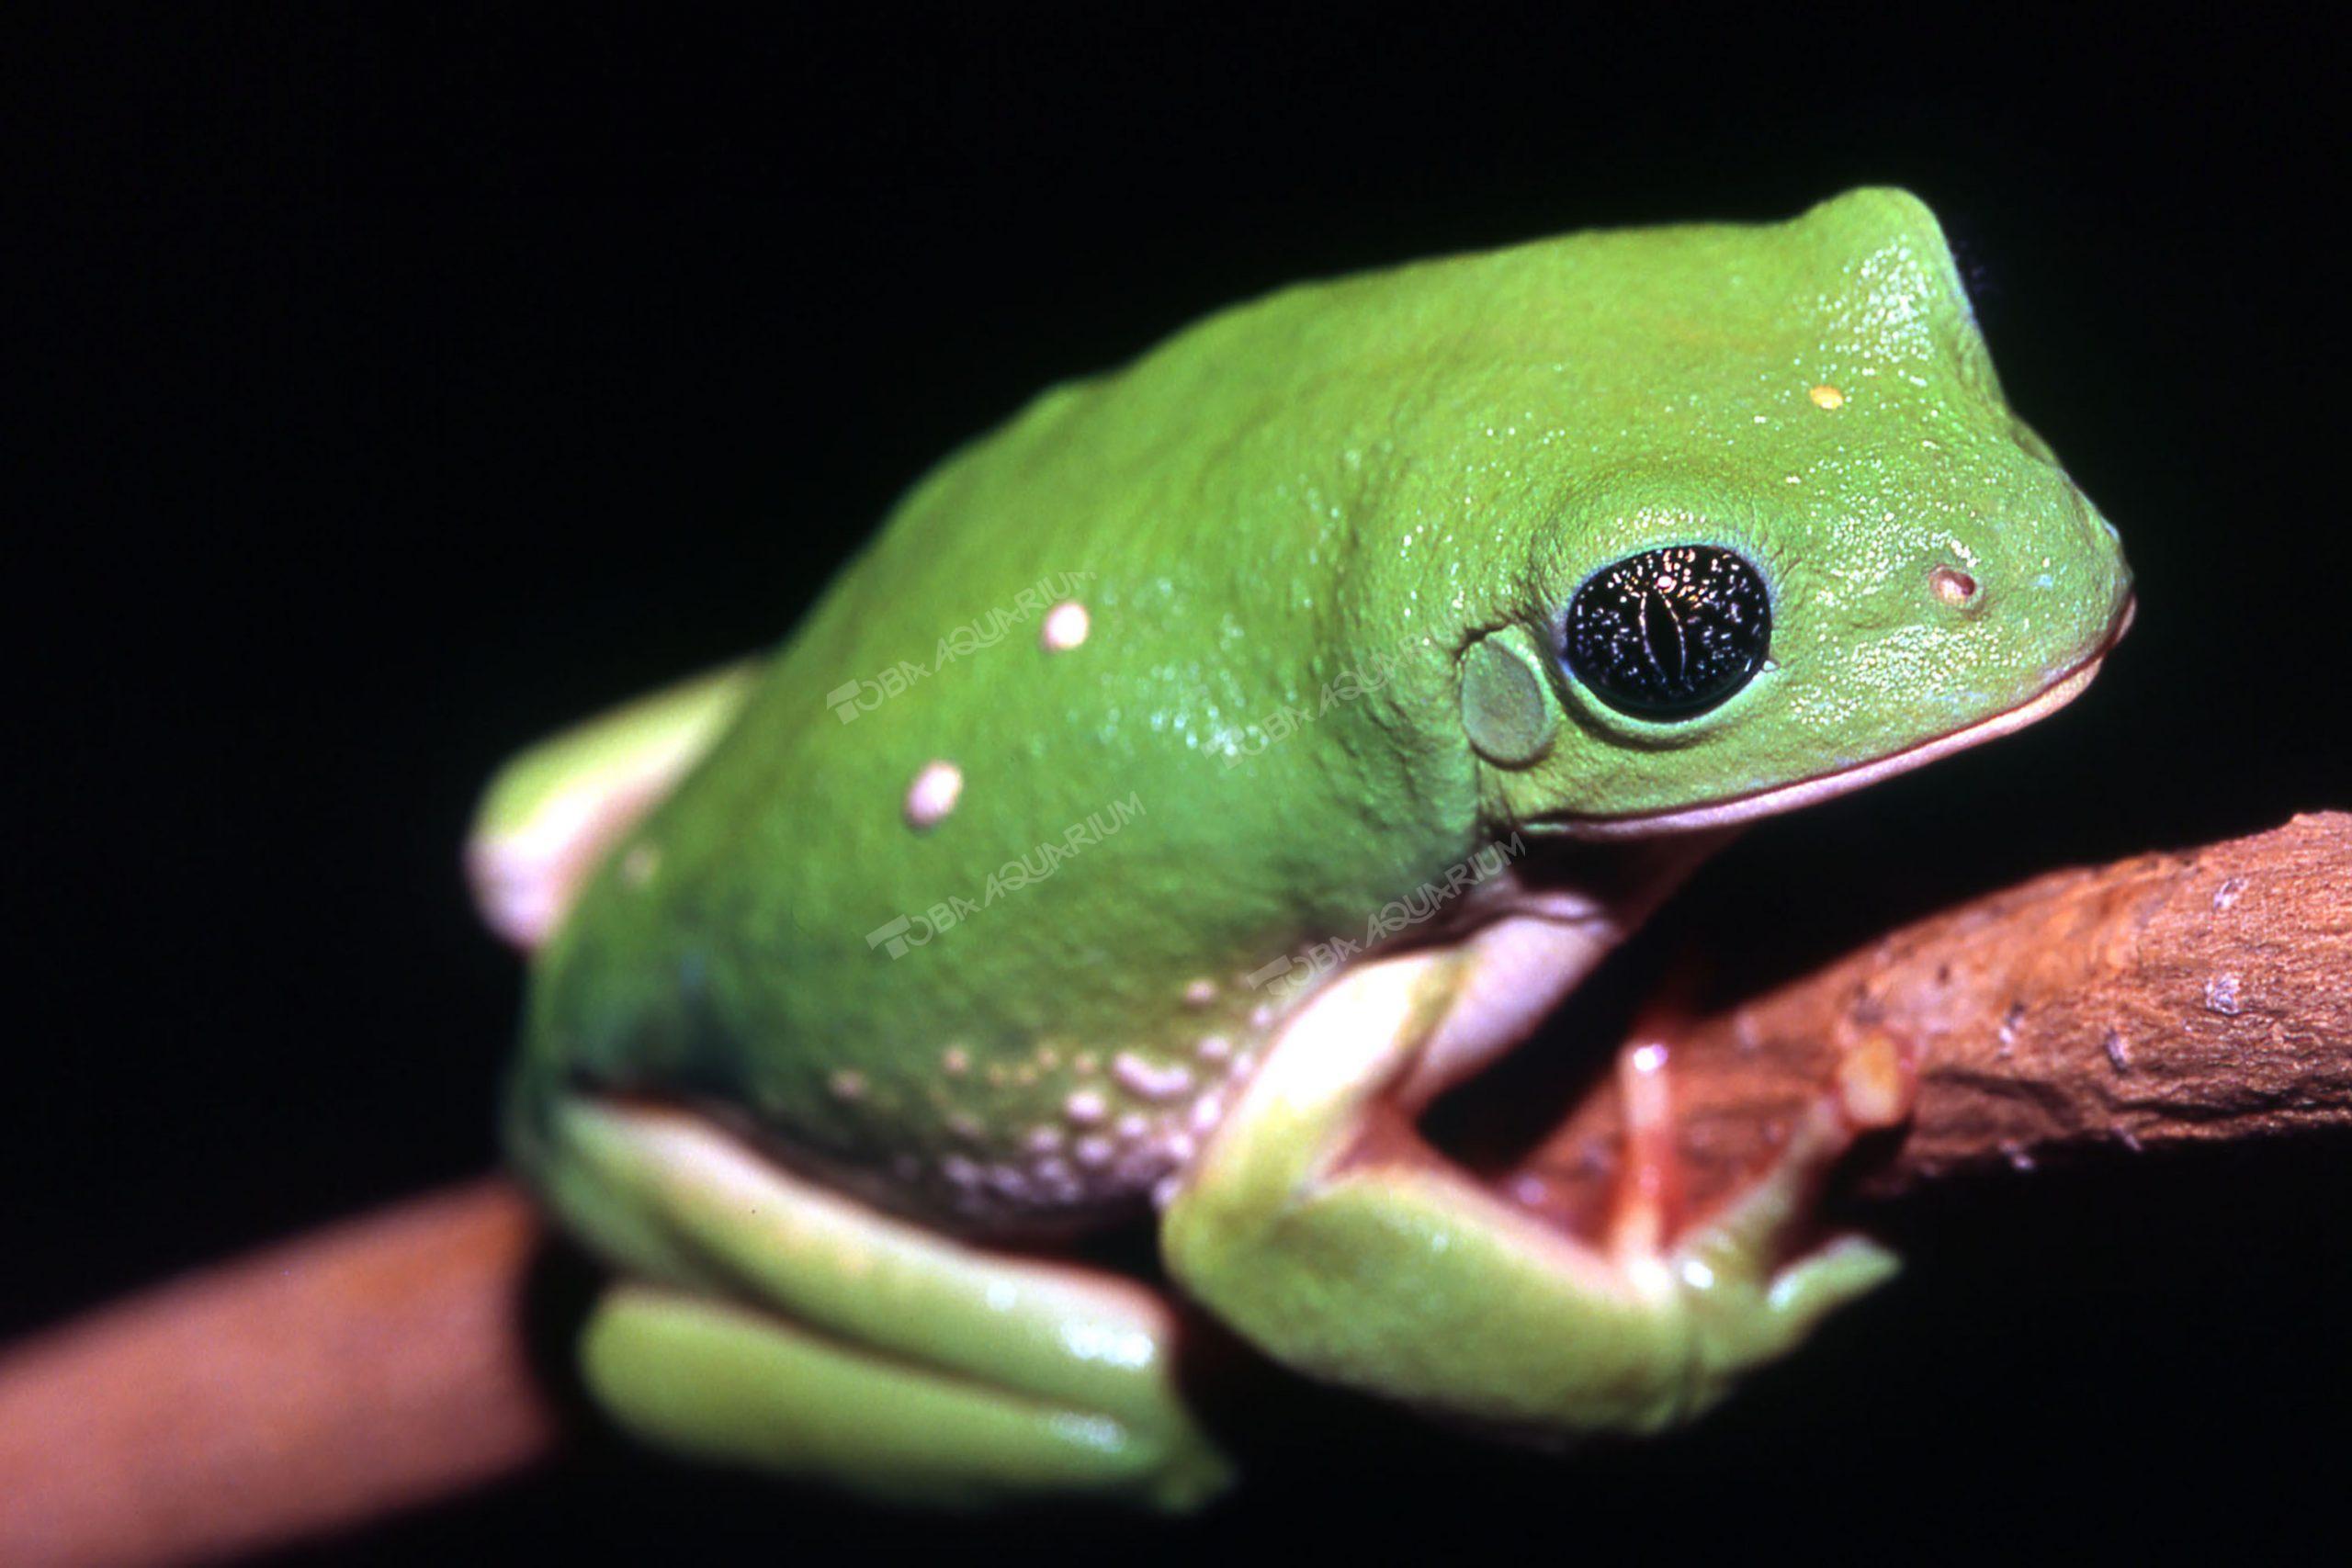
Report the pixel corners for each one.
[1520,811,2351,1224]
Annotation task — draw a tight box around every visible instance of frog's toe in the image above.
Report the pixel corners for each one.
[1671,1228,1901,1419]
[1662,1037,1917,1414]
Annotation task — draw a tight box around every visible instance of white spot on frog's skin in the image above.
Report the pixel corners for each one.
[2103,1030,2132,1074]
[941,1046,970,1076]
[620,842,662,886]
[1182,978,1218,1010]
[1678,1258,1716,1291]
[2204,974,2244,1015]
[1040,600,1091,652]
[2211,876,2248,913]
[1808,384,1846,411]
[904,761,963,830]
[1195,1034,1232,1064]
[941,1156,981,1188]
[910,1022,1264,1222]
[827,1068,866,1101]
[1113,1052,1193,1102]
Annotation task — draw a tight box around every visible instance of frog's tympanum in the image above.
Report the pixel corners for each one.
[469,190,2132,1508]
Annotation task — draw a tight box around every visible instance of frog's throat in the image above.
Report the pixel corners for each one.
[1550,597,2132,841]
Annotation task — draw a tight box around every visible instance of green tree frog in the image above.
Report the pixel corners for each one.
[469,188,2132,1509]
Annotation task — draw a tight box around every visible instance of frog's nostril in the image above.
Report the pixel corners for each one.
[1929,565,1979,607]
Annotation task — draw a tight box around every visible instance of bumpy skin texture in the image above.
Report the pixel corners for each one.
[509,188,2129,1242]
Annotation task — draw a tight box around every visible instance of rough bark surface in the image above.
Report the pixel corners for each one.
[1515,812,2350,1229]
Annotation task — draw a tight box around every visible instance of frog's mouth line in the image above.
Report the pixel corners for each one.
[1551,597,2133,840]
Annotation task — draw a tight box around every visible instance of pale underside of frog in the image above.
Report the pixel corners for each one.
[469,188,2132,1509]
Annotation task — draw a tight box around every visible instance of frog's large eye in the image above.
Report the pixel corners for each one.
[1562,544,1771,719]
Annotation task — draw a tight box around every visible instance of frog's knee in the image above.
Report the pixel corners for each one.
[467,660,758,947]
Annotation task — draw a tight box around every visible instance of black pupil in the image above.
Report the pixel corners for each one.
[1562,544,1770,718]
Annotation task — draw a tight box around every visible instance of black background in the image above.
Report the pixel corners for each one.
[13,7,2349,1563]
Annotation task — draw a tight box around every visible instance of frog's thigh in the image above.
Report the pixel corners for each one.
[547,1098,1233,1511]
[466,660,759,948]
[1159,953,1895,1436]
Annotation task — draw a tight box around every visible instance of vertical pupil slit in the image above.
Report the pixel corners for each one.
[1562,544,1770,719]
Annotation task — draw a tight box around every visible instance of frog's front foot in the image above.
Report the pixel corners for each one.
[1159,953,1911,1436]
[535,1099,1234,1511]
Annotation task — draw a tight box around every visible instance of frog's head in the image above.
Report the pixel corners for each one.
[1447,187,2133,835]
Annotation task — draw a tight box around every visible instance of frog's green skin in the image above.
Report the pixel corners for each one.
[471,189,2131,1509]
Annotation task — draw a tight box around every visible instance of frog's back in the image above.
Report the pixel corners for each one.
[510,196,1951,1232]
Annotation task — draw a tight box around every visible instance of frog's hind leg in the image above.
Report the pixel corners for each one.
[466,660,759,949]
[538,1096,1234,1511]
[1159,950,1912,1437]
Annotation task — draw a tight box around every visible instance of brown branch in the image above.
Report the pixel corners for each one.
[1,814,2345,1566]
[1516,811,2352,1227]
[0,1182,559,1568]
